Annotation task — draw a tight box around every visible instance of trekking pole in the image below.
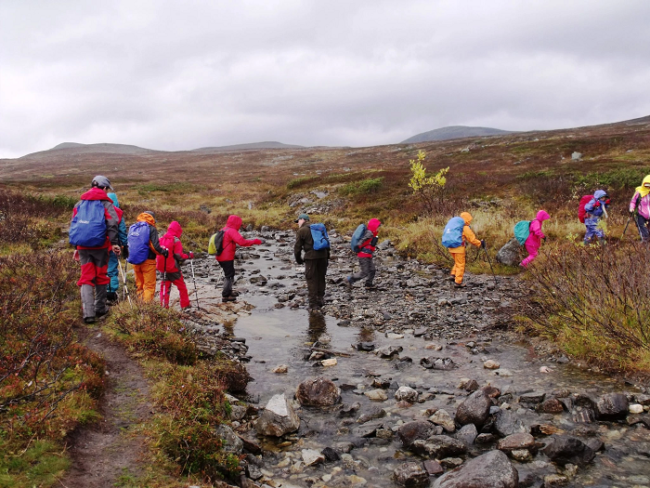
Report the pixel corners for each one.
[117,259,133,309]
[190,258,200,309]
[482,244,498,287]
[621,217,631,239]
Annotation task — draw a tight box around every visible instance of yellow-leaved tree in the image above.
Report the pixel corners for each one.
[408,150,449,213]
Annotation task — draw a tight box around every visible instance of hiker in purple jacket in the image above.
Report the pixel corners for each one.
[521,210,550,267]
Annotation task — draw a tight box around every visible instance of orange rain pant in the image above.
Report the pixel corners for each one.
[133,259,157,302]
[450,251,466,285]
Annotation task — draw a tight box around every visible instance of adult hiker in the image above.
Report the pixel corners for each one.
[69,175,121,324]
[583,190,610,244]
[520,210,550,268]
[127,211,168,302]
[443,212,484,288]
[294,213,330,311]
[215,215,262,303]
[156,221,193,309]
[629,175,650,242]
[346,218,381,290]
[106,192,129,304]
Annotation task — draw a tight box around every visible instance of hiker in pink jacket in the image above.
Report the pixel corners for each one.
[521,210,550,267]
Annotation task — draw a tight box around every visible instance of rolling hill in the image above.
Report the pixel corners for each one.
[401,125,515,143]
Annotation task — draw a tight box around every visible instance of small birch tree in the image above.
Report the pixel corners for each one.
[408,150,449,213]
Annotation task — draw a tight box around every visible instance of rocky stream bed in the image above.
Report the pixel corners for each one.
[167,229,650,488]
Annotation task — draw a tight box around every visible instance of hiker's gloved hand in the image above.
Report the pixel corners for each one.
[629,209,635,215]
[112,244,121,256]
[162,249,169,258]
[605,199,611,205]
[188,251,194,259]
[480,240,486,249]
[543,237,547,242]
[122,245,129,259]
[594,201,601,208]
[252,239,262,245]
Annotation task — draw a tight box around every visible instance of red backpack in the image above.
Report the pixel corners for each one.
[578,195,593,223]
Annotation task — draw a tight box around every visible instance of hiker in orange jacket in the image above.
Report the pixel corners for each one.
[449,212,483,288]
[128,211,167,302]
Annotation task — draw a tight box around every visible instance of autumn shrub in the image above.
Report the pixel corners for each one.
[523,242,650,370]
[339,177,384,196]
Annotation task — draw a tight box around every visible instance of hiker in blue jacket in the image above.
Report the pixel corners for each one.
[106,193,128,303]
[584,190,610,244]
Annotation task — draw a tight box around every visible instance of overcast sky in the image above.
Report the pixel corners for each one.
[1,0,649,158]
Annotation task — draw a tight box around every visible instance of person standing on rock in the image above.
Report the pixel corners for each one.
[216,215,262,303]
[445,212,484,288]
[157,221,194,309]
[346,218,381,290]
[294,213,330,311]
[629,174,650,242]
[106,192,129,303]
[127,211,168,302]
[69,176,121,324]
[520,210,550,268]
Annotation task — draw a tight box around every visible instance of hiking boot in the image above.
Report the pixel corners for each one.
[222,296,237,303]
[96,310,110,321]
[83,316,96,324]
[364,284,378,290]
[106,291,118,305]
[454,282,466,289]
[449,275,456,281]
[231,290,240,297]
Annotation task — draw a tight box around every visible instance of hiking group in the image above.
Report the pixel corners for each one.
[70,175,650,322]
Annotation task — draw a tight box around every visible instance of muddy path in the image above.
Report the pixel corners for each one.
[152,229,650,487]
[61,327,152,488]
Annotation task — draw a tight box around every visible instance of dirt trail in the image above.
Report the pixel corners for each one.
[61,327,152,488]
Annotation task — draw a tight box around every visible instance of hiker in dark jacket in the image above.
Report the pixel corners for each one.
[346,218,381,289]
[216,215,262,302]
[106,192,128,303]
[294,213,330,311]
[71,176,121,324]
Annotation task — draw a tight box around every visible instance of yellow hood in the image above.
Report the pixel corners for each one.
[636,175,650,198]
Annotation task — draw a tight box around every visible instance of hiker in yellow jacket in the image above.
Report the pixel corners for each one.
[449,212,484,288]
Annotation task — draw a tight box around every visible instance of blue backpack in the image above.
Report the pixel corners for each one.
[514,220,531,245]
[127,221,151,264]
[310,223,330,251]
[442,217,466,248]
[69,200,107,247]
[350,223,367,253]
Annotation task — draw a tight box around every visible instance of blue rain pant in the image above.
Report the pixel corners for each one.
[107,251,120,293]
[584,216,604,243]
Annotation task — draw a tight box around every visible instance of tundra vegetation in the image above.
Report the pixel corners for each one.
[1,117,650,484]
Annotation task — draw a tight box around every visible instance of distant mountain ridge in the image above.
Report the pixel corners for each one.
[401,126,514,143]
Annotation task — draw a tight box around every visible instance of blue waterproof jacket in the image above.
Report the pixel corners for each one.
[584,190,609,218]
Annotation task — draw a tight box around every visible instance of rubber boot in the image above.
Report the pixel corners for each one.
[81,284,95,322]
[95,284,108,318]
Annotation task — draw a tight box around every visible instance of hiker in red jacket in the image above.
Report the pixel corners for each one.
[520,210,550,267]
[156,221,193,309]
[216,215,262,302]
[70,176,121,324]
[346,218,381,289]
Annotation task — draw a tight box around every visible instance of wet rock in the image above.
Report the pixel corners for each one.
[376,345,403,358]
[497,432,535,451]
[596,393,629,420]
[296,377,341,407]
[398,421,439,449]
[494,410,529,437]
[494,368,513,377]
[458,378,479,392]
[420,357,456,370]
[481,385,501,398]
[339,402,361,417]
[230,405,247,421]
[629,404,644,414]
[544,474,569,487]
[455,391,491,428]
[357,406,386,424]
[571,407,596,423]
[302,449,325,466]
[538,397,564,413]
[272,364,288,374]
[531,423,561,436]
[424,459,444,476]
[519,391,545,405]
[429,409,456,433]
[321,358,337,367]
[511,449,533,462]
[245,463,263,480]
[432,450,517,488]
[255,394,300,437]
[355,342,375,351]
[483,360,500,370]
[583,438,604,452]
[542,435,596,466]
[496,238,522,267]
[412,435,467,458]
[395,386,419,403]
[393,462,429,488]
[321,447,341,462]
[414,328,428,337]
[475,433,496,445]
[215,425,244,454]
[365,389,388,401]
[627,414,650,428]
[455,423,478,446]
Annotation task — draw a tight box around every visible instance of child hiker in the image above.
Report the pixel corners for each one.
[520,210,550,267]
[156,221,194,310]
[629,175,650,242]
[583,190,610,244]
[443,212,484,288]
[346,218,381,290]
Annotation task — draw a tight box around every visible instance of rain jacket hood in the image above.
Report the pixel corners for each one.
[166,221,183,238]
[107,192,120,208]
[80,187,112,202]
[594,190,608,200]
[226,215,243,231]
[368,218,381,234]
[137,212,156,227]
[636,175,650,198]
[460,212,473,225]
[536,210,550,222]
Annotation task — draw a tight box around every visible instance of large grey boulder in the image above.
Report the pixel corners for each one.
[496,238,522,266]
[296,377,340,407]
[542,435,596,466]
[215,425,243,453]
[455,390,492,428]
[433,450,518,488]
[596,393,629,420]
[255,394,300,437]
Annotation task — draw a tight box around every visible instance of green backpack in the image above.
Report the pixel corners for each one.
[514,220,531,245]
